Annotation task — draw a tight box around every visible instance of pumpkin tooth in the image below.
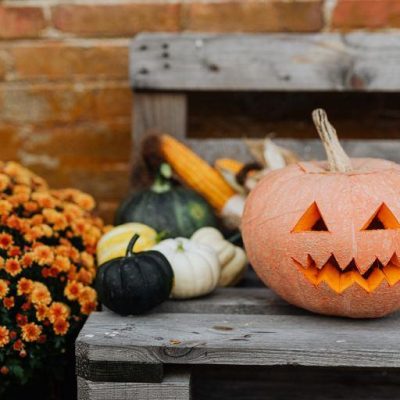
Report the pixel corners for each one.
[377,254,393,268]
[312,252,332,270]
[316,262,340,293]
[351,271,370,292]
[382,262,400,286]
[334,254,354,272]
[339,271,355,293]
[389,253,400,268]
[367,268,386,292]
[354,254,377,275]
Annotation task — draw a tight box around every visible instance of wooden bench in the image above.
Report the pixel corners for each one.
[77,32,400,399]
[76,287,400,400]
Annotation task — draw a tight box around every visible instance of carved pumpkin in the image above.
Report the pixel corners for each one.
[242,109,400,318]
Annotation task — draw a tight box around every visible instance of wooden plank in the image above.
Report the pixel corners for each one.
[192,365,400,400]
[78,370,191,400]
[130,33,400,91]
[132,92,187,159]
[154,288,306,315]
[76,310,400,370]
[75,341,163,383]
[182,138,400,164]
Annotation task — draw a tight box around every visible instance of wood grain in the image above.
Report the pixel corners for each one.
[132,92,187,157]
[184,138,400,164]
[76,309,400,370]
[131,33,400,91]
[78,370,191,400]
[154,288,306,315]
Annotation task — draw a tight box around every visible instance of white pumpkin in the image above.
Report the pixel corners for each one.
[153,238,220,299]
[191,227,247,287]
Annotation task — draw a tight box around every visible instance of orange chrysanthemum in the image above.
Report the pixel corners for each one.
[53,318,69,336]
[35,304,48,321]
[81,301,97,315]
[53,255,71,273]
[17,277,34,296]
[78,287,97,305]
[0,326,10,347]
[0,200,12,216]
[33,245,54,266]
[64,280,83,301]
[13,339,24,352]
[21,322,42,342]
[0,279,9,299]
[21,253,33,268]
[30,282,52,306]
[48,302,70,323]
[3,296,14,310]
[77,268,94,285]
[0,173,10,191]
[5,258,22,277]
[31,192,55,209]
[0,233,13,249]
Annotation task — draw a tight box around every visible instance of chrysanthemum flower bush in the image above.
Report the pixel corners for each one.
[0,161,105,392]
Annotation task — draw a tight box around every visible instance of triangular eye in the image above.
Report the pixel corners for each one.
[362,203,400,230]
[292,202,329,232]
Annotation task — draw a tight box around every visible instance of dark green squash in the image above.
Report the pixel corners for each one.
[115,164,217,238]
[95,234,174,315]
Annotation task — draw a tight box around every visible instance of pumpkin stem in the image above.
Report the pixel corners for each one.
[126,234,140,257]
[312,109,352,172]
[151,163,172,193]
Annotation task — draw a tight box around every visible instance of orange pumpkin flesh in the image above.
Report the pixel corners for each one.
[242,110,400,318]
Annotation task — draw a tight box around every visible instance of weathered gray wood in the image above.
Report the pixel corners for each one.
[76,340,163,383]
[154,288,306,315]
[131,33,400,91]
[77,310,400,371]
[183,138,400,164]
[132,92,187,156]
[78,370,191,400]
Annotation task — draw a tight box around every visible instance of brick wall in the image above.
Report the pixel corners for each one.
[0,0,397,223]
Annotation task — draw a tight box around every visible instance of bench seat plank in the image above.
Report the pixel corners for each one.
[77,307,400,371]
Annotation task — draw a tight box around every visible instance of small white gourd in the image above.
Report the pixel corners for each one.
[153,238,220,299]
[191,227,248,287]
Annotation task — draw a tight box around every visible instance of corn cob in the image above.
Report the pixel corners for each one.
[214,158,244,175]
[160,135,236,212]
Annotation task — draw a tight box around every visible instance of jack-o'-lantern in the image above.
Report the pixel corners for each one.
[242,109,400,318]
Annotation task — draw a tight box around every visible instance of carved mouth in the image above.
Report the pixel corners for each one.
[293,255,400,293]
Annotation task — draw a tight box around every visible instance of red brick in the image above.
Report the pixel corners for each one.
[0,57,6,80]
[29,162,131,203]
[0,82,132,124]
[0,6,46,39]
[23,121,131,164]
[332,0,400,30]
[51,3,180,37]
[10,42,129,81]
[182,0,323,32]
[0,123,21,161]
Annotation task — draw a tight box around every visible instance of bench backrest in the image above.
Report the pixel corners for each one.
[130,33,400,163]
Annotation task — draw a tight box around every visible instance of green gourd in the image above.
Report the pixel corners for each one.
[115,164,217,238]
